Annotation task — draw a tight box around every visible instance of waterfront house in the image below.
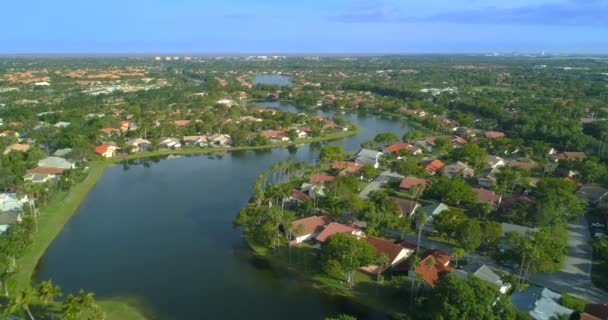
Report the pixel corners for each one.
[315,222,363,243]
[310,174,335,184]
[262,130,289,143]
[158,138,182,149]
[361,236,414,275]
[207,134,232,146]
[511,287,572,320]
[95,143,119,158]
[331,161,363,176]
[125,138,152,152]
[287,189,312,203]
[454,264,511,294]
[0,193,29,214]
[289,216,332,244]
[355,149,382,168]
[182,136,208,147]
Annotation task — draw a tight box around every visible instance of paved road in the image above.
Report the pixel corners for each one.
[529,216,608,303]
[395,217,608,302]
[358,171,403,199]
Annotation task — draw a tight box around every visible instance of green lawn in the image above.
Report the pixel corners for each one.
[561,293,591,312]
[99,299,148,320]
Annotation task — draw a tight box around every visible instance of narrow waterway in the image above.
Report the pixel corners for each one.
[34,102,409,320]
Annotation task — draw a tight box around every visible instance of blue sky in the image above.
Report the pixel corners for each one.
[2,0,607,53]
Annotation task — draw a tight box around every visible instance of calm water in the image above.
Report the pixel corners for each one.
[253,74,292,86]
[34,103,409,320]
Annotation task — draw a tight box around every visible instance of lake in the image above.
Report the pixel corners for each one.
[34,102,409,320]
[253,74,292,86]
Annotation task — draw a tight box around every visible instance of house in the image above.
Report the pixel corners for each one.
[94,143,119,158]
[38,157,75,170]
[53,148,72,157]
[478,175,497,189]
[158,138,182,149]
[409,250,453,288]
[316,222,363,243]
[182,136,208,147]
[451,135,467,147]
[486,155,506,169]
[119,121,130,131]
[239,116,262,123]
[332,161,363,175]
[421,159,445,175]
[288,189,312,203]
[289,216,332,244]
[511,287,572,320]
[393,198,420,218]
[507,160,538,170]
[553,152,587,162]
[355,149,382,168]
[125,138,152,152]
[382,142,421,156]
[262,130,289,143]
[485,131,506,139]
[310,174,335,184]
[174,120,190,127]
[443,161,475,178]
[399,177,430,191]
[420,203,449,233]
[207,134,232,146]
[3,143,30,155]
[99,127,121,135]
[581,304,608,320]
[23,172,58,184]
[54,121,70,128]
[473,188,502,209]
[455,127,477,138]
[454,264,511,294]
[0,193,29,214]
[26,167,65,176]
[413,138,435,152]
[499,194,536,210]
[361,236,414,275]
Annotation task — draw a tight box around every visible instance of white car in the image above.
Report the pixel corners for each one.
[594,233,608,239]
[592,222,606,228]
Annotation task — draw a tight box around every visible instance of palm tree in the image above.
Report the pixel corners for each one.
[0,270,12,297]
[376,253,390,286]
[415,212,428,253]
[453,247,465,268]
[409,255,421,307]
[271,162,279,184]
[37,280,62,304]
[15,288,37,320]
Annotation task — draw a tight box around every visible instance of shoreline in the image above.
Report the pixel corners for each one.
[12,128,358,319]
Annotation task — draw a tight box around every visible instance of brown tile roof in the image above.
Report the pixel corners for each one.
[99,127,120,134]
[365,236,407,263]
[473,188,502,206]
[310,174,335,184]
[584,304,608,320]
[290,216,331,236]
[26,167,65,175]
[393,198,420,216]
[499,194,536,209]
[555,152,588,161]
[290,189,312,202]
[485,131,506,139]
[3,143,30,155]
[398,240,416,250]
[399,177,429,190]
[174,120,190,127]
[332,161,362,172]
[316,222,359,242]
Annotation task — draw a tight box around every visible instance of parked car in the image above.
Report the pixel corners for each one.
[592,222,606,228]
[594,232,608,239]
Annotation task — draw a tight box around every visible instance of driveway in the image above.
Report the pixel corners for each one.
[358,171,402,199]
[529,216,608,303]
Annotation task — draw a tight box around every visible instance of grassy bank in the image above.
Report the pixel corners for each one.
[10,129,358,319]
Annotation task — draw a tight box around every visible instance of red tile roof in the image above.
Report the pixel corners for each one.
[383,142,418,154]
[310,174,335,184]
[499,194,536,209]
[316,222,359,242]
[473,188,502,206]
[174,120,190,127]
[555,152,588,161]
[399,177,429,190]
[415,250,453,288]
[95,143,116,155]
[290,216,332,236]
[422,160,445,174]
[26,167,65,175]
